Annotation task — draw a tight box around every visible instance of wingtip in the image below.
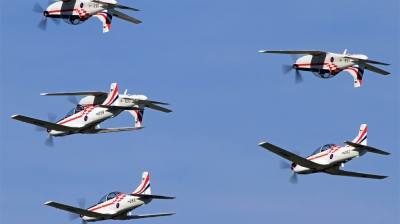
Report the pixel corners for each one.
[258,142,267,146]
[44,201,53,205]
[11,114,19,119]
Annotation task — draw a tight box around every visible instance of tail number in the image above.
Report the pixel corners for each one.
[96,110,105,116]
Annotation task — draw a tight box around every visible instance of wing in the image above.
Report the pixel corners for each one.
[325,169,387,179]
[100,102,172,113]
[259,50,327,56]
[45,201,108,218]
[11,115,81,132]
[114,4,140,11]
[120,213,176,220]
[86,126,145,134]
[41,92,108,96]
[365,63,390,75]
[343,141,390,155]
[258,142,325,169]
[113,10,142,24]
[129,194,175,199]
[344,56,390,66]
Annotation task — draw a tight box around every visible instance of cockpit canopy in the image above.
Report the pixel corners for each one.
[97,191,122,205]
[311,68,335,79]
[65,104,85,118]
[61,15,85,25]
[310,144,336,156]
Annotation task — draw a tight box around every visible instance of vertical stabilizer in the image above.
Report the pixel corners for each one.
[128,108,144,127]
[102,83,119,106]
[133,172,151,195]
[352,124,367,146]
[345,64,365,88]
[93,8,114,33]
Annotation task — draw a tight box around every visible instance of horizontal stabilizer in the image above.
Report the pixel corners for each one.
[87,126,144,134]
[41,92,108,96]
[259,142,325,169]
[365,63,390,75]
[11,115,80,132]
[325,168,387,179]
[114,10,142,24]
[45,201,108,218]
[259,50,327,56]
[343,141,390,155]
[137,100,172,113]
[129,194,175,199]
[99,105,142,110]
[120,213,176,220]
[344,56,390,66]
[114,4,139,11]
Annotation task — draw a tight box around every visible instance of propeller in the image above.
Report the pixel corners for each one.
[67,96,79,105]
[281,54,303,83]
[35,113,56,147]
[279,150,301,184]
[69,198,87,224]
[290,172,298,184]
[33,2,60,31]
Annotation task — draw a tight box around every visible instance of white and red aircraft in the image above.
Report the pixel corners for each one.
[45,172,176,223]
[11,83,171,146]
[259,49,390,87]
[33,0,142,32]
[259,124,390,184]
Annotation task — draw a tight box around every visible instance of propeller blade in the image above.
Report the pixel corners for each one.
[35,126,46,132]
[282,65,293,75]
[280,160,291,169]
[50,17,61,25]
[38,17,47,31]
[67,96,79,105]
[290,172,298,184]
[69,212,79,221]
[77,198,86,209]
[45,134,54,147]
[33,2,44,13]
[290,54,298,63]
[82,220,87,224]
[48,113,57,122]
[295,70,303,83]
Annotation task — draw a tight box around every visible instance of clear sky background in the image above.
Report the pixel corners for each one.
[1,1,399,223]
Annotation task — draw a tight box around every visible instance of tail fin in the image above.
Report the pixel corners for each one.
[102,83,119,106]
[352,124,367,146]
[345,64,365,88]
[128,108,144,127]
[133,172,151,195]
[93,8,114,33]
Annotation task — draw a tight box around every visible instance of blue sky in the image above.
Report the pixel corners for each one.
[1,0,399,223]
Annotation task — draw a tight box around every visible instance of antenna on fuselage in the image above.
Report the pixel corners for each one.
[343,49,347,55]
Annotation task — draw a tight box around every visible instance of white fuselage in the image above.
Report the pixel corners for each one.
[295,53,367,78]
[83,193,152,222]
[293,145,367,174]
[49,94,147,136]
[46,0,112,24]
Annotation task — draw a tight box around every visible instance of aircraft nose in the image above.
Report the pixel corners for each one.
[290,163,297,170]
[43,11,49,17]
[292,64,299,69]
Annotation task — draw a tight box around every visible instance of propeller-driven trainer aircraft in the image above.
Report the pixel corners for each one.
[259,49,390,87]
[11,83,171,146]
[45,172,175,223]
[33,0,142,32]
[259,124,390,184]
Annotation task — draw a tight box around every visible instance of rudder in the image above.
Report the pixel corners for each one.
[132,172,151,195]
[93,8,114,33]
[102,83,119,106]
[345,64,365,88]
[352,124,367,146]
